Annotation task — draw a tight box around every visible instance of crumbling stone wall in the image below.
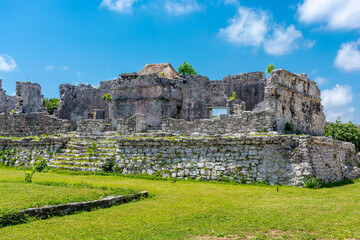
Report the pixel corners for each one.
[56,80,113,129]
[117,114,146,135]
[0,113,71,137]
[265,69,326,135]
[222,72,266,110]
[0,136,69,167]
[115,134,359,186]
[162,111,275,135]
[15,82,43,113]
[110,74,183,129]
[0,79,8,113]
[77,119,105,136]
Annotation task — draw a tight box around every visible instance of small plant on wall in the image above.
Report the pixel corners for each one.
[102,94,112,101]
[229,91,236,100]
[266,63,275,73]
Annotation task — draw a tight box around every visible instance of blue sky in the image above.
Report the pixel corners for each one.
[0,0,359,122]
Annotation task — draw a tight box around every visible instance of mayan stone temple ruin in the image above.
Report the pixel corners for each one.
[0,63,359,186]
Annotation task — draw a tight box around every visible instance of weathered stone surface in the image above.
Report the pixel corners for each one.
[15,82,43,113]
[265,69,326,135]
[0,112,71,137]
[56,80,114,129]
[77,119,105,136]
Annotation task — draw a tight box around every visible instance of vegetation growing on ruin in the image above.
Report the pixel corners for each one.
[43,98,59,115]
[229,91,236,100]
[102,93,112,101]
[178,61,197,75]
[325,117,360,151]
[266,63,275,73]
[0,168,360,239]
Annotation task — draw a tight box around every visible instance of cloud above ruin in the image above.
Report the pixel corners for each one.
[0,54,17,72]
[334,39,360,72]
[164,0,202,15]
[321,84,354,122]
[297,0,360,30]
[218,5,305,56]
[100,0,202,15]
[100,0,138,13]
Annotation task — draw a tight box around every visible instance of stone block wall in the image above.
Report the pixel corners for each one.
[77,119,105,136]
[161,111,276,135]
[265,69,326,135]
[15,82,43,114]
[56,80,114,128]
[0,79,8,113]
[0,113,71,137]
[0,136,69,166]
[117,114,147,135]
[115,135,359,186]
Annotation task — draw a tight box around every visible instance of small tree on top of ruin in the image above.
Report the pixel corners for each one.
[178,61,197,76]
[266,63,275,74]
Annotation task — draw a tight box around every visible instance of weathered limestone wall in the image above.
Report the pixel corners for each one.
[161,112,275,135]
[115,135,359,186]
[0,113,71,137]
[77,119,105,136]
[0,79,8,113]
[110,74,183,129]
[117,114,146,135]
[56,80,114,128]
[0,137,69,167]
[308,138,360,182]
[15,82,43,113]
[222,72,266,110]
[265,70,326,135]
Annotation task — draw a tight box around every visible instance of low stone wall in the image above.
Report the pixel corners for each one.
[0,136,69,166]
[1,192,148,227]
[0,113,71,137]
[161,111,275,135]
[117,114,146,135]
[115,135,360,186]
[77,119,105,136]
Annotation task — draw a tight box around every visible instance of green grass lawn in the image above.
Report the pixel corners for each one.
[0,168,360,239]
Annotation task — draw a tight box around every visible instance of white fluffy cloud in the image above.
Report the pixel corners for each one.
[100,0,137,13]
[0,54,17,72]
[321,84,354,122]
[218,6,269,47]
[297,0,360,30]
[164,0,202,15]
[219,6,304,55]
[334,39,360,72]
[263,25,302,55]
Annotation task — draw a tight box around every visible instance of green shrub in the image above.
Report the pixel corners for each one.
[43,98,59,115]
[325,117,360,151]
[303,178,321,189]
[285,122,293,132]
[178,61,197,76]
[229,91,236,100]
[266,63,275,73]
[24,158,48,182]
[102,94,112,101]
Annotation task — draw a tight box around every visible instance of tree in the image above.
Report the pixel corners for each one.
[43,98,59,115]
[229,92,236,100]
[325,117,360,151]
[178,61,197,76]
[102,94,112,101]
[266,63,275,74]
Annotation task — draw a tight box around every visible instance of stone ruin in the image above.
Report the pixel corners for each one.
[0,64,359,186]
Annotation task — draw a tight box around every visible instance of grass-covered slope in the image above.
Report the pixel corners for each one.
[0,168,360,239]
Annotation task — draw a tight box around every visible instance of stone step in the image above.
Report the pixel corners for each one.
[54,152,116,157]
[50,160,103,167]
[49,164,102,172]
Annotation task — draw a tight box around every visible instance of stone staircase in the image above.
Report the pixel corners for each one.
[49,137,118,172]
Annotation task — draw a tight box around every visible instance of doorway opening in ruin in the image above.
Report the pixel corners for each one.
[207,107,228,119]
